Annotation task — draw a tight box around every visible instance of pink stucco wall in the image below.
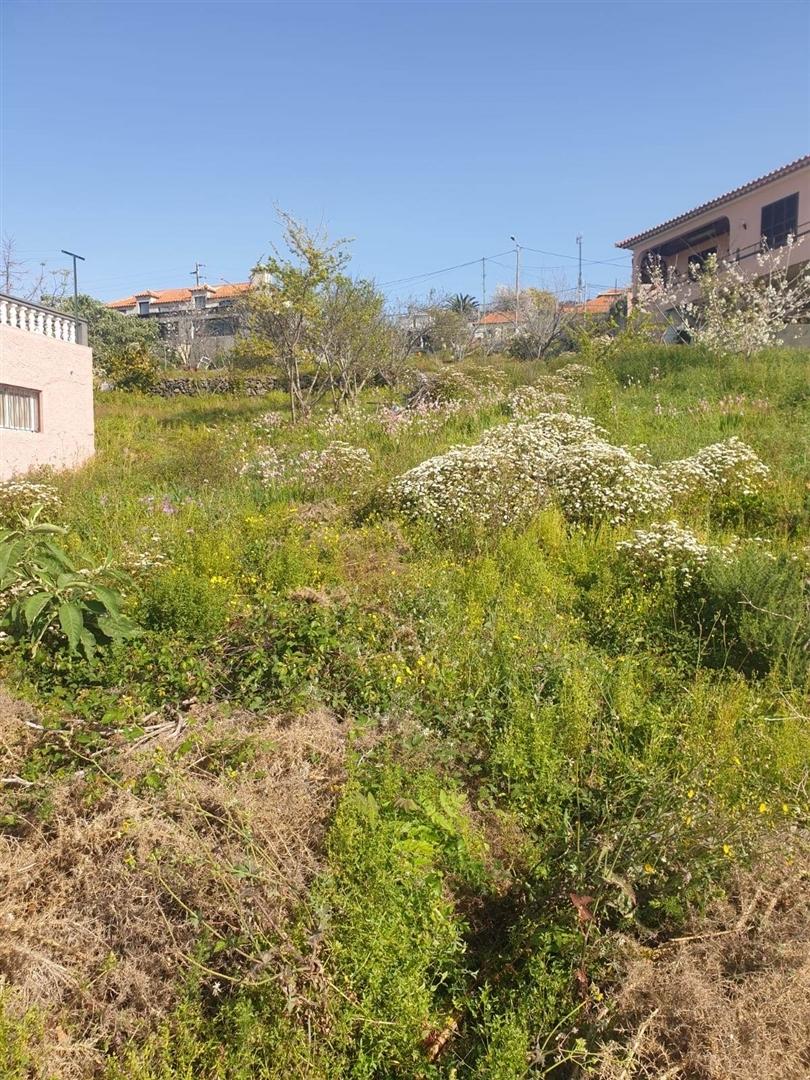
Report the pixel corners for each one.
[0,323,95,481]
[627,163,810,284]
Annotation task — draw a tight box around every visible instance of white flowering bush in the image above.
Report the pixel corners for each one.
[506,386,574,419]
[298,441,373,488]
[242,445,286,484]
[484,413,602,452]
[242,439,373,493]
[386,412,654,530]
[617,521,723,586]
[385,406,771,532]
[316,405,367,437]
[386,442,546,529]
[549,440,671,525]
[379,399,465,438]
[660,437,770,500]
[553,362,594,385]
[0,480,61,525]
[407,367,508,409]
[254,410,287,434]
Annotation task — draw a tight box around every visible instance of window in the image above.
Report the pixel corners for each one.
[761,193,799,249]
[138,300,150,315]
[687,246,717,276]
[1,384,41,432]
[195,294,206,310]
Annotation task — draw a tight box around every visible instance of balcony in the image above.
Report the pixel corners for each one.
[0,293,87,346]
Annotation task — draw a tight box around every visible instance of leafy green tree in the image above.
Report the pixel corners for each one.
[46,293,160,378]
[241,211,394,417]
[242,212,350,419]
[320,277,392,406]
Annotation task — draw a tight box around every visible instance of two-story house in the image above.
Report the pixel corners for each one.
[107,281,251,364]
[616,154,810,292]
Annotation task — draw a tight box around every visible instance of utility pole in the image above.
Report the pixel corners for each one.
[190,261,206,287]
[576,235,583,306]
[481,256,486,318]
[60,249,85,336]
[510,235,521,329]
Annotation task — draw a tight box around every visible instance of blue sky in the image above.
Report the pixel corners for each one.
[2,0,808,308]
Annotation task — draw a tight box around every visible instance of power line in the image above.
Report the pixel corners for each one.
[522,244,630,267]
[378,248,516,289]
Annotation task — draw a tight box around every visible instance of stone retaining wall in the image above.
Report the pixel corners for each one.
[150,376,277,397]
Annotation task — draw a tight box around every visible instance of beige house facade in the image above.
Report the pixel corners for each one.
[0,294,95,481]
[617,155,810,290]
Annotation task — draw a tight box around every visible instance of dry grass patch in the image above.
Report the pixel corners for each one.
[595,830,810,1080]
[0,695,347,1079]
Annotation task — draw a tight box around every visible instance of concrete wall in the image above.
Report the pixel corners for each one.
[0,323,95,481]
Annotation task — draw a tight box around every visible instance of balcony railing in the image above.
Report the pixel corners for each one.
[0,292,87,344]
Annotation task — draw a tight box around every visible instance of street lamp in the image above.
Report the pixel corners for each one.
[61,249,85,339]
[510,235,521,329]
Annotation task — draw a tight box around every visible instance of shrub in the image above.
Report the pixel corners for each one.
[242,440,373,493]
[506,385,573,419]
[105,342,160,391]
[387,441,544,530]
[616,521,720,587]
[0,511,138,659]
[660,437,770,500]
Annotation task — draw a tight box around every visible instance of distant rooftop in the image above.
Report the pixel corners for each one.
[108,282,251,309]
[561,288,626,315]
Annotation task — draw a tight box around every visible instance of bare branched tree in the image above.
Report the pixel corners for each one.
[2,235,71,304]
[428,306,478,361]
[510,289,571,360]
[165,308,216,369]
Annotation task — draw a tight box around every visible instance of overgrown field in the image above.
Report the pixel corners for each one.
[1,342,809,1078]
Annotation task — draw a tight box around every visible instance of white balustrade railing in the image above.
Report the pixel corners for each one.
[0,293,78,343]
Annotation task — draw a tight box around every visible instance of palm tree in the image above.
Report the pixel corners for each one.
[447,293,479,316]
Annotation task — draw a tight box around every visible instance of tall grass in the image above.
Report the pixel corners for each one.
[1,345,808,1078]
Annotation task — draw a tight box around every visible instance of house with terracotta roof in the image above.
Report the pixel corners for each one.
[474,310,518,343]
[616,155,810,294]
[560,288,628,317]
[107,282,251,365]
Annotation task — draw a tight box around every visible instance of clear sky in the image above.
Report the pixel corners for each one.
[2,0,808,308]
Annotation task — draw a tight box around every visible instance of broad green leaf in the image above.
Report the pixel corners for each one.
[0,539,26,581]
[91,584,123,613]
[96,612,139,640]
[57,572,88,590]
[79,628,97,660]
[23,592,52,627]
[41,541,74,569]
[58,602,84,652]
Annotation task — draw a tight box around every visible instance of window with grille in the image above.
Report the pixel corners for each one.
[761,193,799,249]
[0,384,41,432]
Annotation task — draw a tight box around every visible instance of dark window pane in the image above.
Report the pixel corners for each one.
[761,193,799,248]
